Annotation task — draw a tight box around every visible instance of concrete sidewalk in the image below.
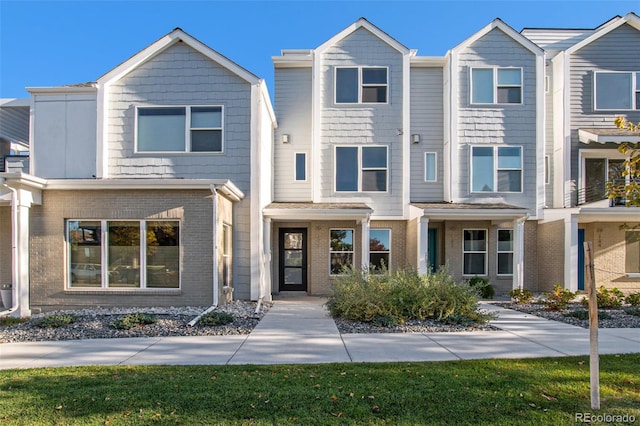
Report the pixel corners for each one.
[1,299,639,369]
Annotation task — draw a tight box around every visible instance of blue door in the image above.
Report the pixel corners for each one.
[578,229,585,291]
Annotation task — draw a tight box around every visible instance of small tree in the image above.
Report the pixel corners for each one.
[607,117,640,206]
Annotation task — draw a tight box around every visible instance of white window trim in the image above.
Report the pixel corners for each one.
[593,71,639,111]
[66,219,181,290]
[497,228,514,276]
[424,152,437,182]
[329,228,355,276]
[334,145,389,193]
[294,152,307,182]
[463,228,488,277]
[334,66,389,105]
[470,67,523,105]
[134,105,225,154]
[370,228,391,273]
[470,145,523,193]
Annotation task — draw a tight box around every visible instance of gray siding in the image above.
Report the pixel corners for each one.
[273,67,312,201]
[318,27,405,217]
[0,106,29,144]
[568,23,640,183]
[456,28,538,212]
[410,66,444,201]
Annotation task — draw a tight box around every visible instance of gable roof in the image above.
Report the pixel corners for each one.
[451,18,543,55]
[565,12,640,54]
[316,17,411,55]
[98,28,260,86]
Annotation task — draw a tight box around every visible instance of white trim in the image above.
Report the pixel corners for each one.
[578,129,640,144]
[424,152,437,182]
[334,66,389,105]
[312,50,321,202]
[496,228,514,276]
[316,18,410,55]
[535,51,545,219]
[470,145,523,193]
[264,207,372,221]
[452,19,544,56]
[334,145,389,193]
[402,52,411,219]
[462,228,488,277]
[294,152,308,182]
[470,67,523,105]
[593,71,639,111]
[565,13,640,55]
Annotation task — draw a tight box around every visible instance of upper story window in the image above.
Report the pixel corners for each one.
[471,146,522,193]
[471,67,522,104]
[594,72,640,111]
[137,106,223,153]
[295,152,307,181]
[335,67,388,104]
[335,146,388,192]
[425,152,437,182]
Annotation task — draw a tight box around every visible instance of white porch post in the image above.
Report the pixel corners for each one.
[565,214,579,292]
[418,216,429,274]
[15,196,30,317]
[512,218,525,291]
[262,217,272,302]
[361,218,370,272]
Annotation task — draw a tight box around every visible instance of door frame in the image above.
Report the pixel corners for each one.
[278,228,308,292]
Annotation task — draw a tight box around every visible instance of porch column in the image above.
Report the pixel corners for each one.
[512,218,525,290]
[418,216,429,274]
[565,214,579,292]
[262,217,272,302]
[15,196,30,317]
[361,218,370,272]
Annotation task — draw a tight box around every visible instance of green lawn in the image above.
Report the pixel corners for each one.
[1,354,639,425]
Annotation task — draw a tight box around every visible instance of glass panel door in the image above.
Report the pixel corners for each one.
[279,228,307,291]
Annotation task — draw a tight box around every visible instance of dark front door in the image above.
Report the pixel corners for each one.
[428,228,438,272]
[279,228,307,292]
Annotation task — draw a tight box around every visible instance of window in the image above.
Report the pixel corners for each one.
[137,106,223,152]
[68,220,180,289]
[471,146,522,193]
[330,229,354,274]
[370,229,390,273]
[335,146,388,192]
[497,229,513,275]
[295,153,306,181]
[471,68,522,104]
[425,152,437,182]
[463,229,487,276]
[335,67,388,104]
[545,156,550,185]
[594,72,640,110]
[625,231,640,275]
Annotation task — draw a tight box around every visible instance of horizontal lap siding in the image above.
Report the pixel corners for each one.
[457,28,538,211]
[319,28,404,217]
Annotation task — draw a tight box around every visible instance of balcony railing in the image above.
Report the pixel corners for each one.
[569,179,626,207]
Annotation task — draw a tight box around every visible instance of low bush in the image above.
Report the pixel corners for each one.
[626,292,640,307]
[509,288,534,304]
[36,314,76,328]
[624,307,640,317]
[581,286,625,309]
[326,268,491,325]
[543,285,576,311]
[563,309,611,321]
[0,316,28,327]
[199,311,234,326]
[110,313,157,330]
[468,276,494,299]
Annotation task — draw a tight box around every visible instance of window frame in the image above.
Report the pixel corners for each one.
[329,228,355,276]
[497,228,514,276]
[424,152,437,182]
[463,229,488,277]
[334,66,389,105]
[369,229,391,274]
[294,152,307,182]
[470,145,523,193]
[67,219,181,290]
[593,71,640,111]
[470,67,523,105]
[135,105,225,154]
[626,230,640,278]
[334,145,389,193]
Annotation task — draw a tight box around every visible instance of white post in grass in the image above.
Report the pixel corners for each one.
[584,241,600,410]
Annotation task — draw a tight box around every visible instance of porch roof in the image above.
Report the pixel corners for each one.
[263,202,372,221]
[411,202,529,221]
[578,128,640,144]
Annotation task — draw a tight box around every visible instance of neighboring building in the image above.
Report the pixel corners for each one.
[1,14,638,316]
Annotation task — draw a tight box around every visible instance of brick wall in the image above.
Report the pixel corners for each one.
[536,219,565,292]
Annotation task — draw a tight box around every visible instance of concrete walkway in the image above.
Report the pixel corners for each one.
[1,299,639,369]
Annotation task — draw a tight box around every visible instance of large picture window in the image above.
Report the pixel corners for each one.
[463,229,487,276]
[626,231,640,276]
[335,67,388,104]
[335,146,388,192]
[369,229,390,273]
[330,229,354,275]
[137,106,223,153]
[471,67,522,104]
[594,72,639,111]
[68,220,180,289]
[471,146,522,193]
[497,229,514,275]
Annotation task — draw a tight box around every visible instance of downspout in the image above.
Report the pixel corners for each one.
[187,185,219,327]
[0,178,19,317]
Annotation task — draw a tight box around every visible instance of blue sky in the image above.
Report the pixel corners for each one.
[1,0,638,99]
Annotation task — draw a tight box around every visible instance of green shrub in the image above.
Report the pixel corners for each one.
[0,316,27,327]
[543,285,576,311]
[110,313,157,330]
[468,277,494,299]
[36,314,76,328]
[326,268,490,325]
[625,292,640,307]
[199,311,234,326]
[563,309,611,320]
[595,286,625,309]
[509,288,534,304]
[624,307,640,317]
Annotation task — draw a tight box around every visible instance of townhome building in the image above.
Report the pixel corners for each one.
[1,13,638,316]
